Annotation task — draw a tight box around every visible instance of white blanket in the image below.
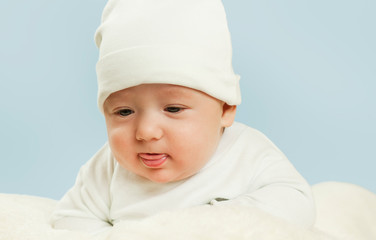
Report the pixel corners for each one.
[0,182,375,240]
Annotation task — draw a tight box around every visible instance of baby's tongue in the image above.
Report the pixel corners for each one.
[139,153,168,167]
[139,153,167,160]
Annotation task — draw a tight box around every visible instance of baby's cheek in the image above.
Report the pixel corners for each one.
[108,130,131,154]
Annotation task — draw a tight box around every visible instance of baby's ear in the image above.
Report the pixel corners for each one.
[221,103,237,127]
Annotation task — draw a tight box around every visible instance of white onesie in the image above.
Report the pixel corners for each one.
[51,122,315,231]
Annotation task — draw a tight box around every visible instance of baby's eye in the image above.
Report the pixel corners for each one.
[164,106,183,113]
[116,109,134,116]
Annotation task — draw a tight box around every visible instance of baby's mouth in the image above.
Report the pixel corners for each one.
[138,153,168,168]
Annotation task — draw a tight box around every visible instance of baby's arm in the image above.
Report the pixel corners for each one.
[50,143,114,233]
[212,155,315,227]
[209,128,315,228]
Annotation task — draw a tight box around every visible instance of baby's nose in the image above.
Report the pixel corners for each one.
[135,116,163,141]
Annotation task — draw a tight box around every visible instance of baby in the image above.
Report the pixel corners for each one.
[51,0,315,233]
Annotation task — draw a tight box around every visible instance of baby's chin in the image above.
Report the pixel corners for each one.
[140,170,195,184]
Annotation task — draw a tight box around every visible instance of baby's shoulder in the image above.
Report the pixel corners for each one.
[227,122,275,145]
[223,122,285,158]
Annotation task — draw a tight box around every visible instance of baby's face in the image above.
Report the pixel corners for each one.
[103,84,236,183]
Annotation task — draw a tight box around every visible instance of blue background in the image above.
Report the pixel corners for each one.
[1,1,375,200]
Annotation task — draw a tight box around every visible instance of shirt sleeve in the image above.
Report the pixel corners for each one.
[50,143,115,232]
[210,127,315,228]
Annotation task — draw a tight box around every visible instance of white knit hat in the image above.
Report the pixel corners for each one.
[95,0,241,113]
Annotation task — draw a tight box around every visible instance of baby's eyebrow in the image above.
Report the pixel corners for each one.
[103,96,129,110]
[106,91,132,104]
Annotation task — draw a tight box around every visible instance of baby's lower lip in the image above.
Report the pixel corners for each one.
[138,153,168,168]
